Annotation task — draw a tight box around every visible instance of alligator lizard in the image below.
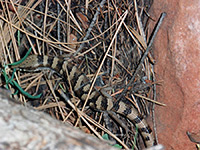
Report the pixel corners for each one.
[12,55,154,147]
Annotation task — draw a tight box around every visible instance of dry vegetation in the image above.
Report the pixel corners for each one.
[0,0,163,149]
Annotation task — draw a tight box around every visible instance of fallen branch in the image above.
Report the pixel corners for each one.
[0,88,116,150]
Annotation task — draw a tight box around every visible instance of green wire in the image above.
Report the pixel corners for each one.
[12,80,42,99]
[8,47,32,66]
[17,30,20,46]
[2,67,42,99]
[2,48,42,99]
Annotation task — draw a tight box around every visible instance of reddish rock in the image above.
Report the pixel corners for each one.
[149,0,200,149]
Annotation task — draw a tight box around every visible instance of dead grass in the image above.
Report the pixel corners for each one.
[0,0,162,149]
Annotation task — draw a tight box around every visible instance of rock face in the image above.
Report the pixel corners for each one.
[149,0,200,149]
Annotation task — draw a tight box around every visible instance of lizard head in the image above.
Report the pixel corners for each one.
[10,55,43,71]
